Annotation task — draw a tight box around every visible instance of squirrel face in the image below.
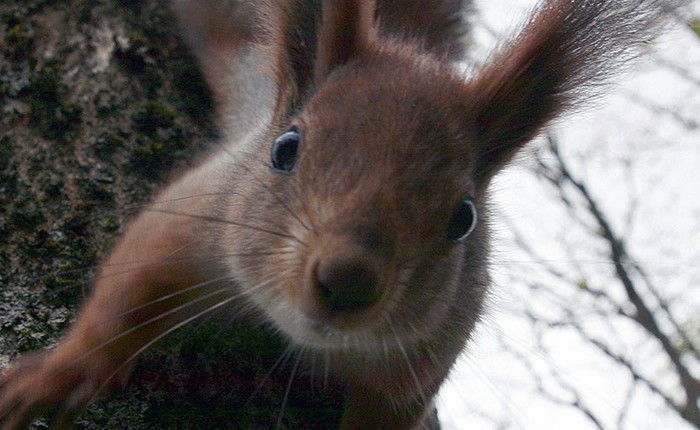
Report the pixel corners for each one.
[222,53,488,352]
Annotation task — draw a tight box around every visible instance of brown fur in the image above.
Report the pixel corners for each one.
[375,0,470,61]
[465,0,681,184]
[0,0,686,429]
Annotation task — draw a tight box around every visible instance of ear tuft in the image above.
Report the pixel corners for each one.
[465,0,683,185]
[269,0,375,121]
[315,0,375,81]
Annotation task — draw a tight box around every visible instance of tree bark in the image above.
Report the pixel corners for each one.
[0,0,349,428]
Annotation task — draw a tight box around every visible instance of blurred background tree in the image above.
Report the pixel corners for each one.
[439,1,700,429]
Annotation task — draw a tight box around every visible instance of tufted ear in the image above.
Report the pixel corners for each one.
[315,0,375,82]
[270,0,375,122]
[464,0,678,186]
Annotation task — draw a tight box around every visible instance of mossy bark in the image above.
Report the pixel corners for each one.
[0,1,347,428]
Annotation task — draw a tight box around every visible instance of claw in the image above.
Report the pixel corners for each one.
[0,352,99,430]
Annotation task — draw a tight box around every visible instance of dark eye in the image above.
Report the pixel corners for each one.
[271,126,300,173]
[446,199,477,242]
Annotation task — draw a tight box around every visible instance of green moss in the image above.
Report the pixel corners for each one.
[131,140,171,171]
[0,288,65,353]
[27,66,61,105]
[117,0,146,13]
[98,216,120,232]
[113,34,164,95]
[27,66,83,142]
[129,101,191,173]
[172,61,214,123]
[90,132,126,158]
[133,102,177,136]
[9,198,45,231]
[0,136,13,173]
[78,397,151,430]
[4,22,33,60]
[1,1,347,427]
[142,65,165,95]
[94,89,119,117]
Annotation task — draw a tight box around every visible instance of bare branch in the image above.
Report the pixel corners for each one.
[539,135,700,426]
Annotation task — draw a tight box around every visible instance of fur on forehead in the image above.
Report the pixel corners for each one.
[297,53,473,214]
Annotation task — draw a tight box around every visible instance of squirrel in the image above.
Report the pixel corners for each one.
[0,0,686,428]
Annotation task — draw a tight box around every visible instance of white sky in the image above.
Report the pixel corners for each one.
[437,1,700,429]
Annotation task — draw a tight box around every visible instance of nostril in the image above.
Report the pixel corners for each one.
[315,257,380,312]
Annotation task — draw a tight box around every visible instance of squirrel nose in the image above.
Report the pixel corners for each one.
[315,254,381,312]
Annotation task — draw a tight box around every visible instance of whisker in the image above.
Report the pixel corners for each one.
[103,276,233,329]
[59,249,294,278]
[449,352,530,430]
[276,348,303,430]
[121,192,242,213]
[143,207,303,244]
[89,294,240,405]
[381,334,391,360]
[1,284,237,424]
[240,161,315,235]
[43,243,193,295]
[66,286,235,372]
[308,350,317,397]
[43,249,294,298]
[244,344,295,407]
[323,348,330,391]
[385,316,429,407]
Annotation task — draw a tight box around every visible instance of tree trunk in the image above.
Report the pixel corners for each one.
[0,0,348,428]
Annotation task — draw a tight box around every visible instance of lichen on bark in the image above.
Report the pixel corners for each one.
[0,1,345,428]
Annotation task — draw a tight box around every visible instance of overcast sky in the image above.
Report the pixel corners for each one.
[437,1,700,429]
